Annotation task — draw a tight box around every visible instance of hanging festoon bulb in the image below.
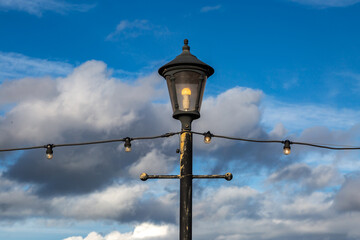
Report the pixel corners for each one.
[181,87,191,111]
[45,144,54,159]
[283,140,291,155]
[124,137,132,152]
[204,131,213,144]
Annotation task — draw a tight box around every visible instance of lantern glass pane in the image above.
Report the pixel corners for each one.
[197,76,207,111]
[173,71,202,112]
[166,76,177,112]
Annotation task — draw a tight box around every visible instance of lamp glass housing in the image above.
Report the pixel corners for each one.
[166,70,206,116]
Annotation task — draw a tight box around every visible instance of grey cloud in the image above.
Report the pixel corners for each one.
[191,186,358,240]
[334,174,360,212]
[268,163,343,193]
[269,163,312,183]
[0,77,58,105]
[194,186,262,220]
[0,175,177,224]
[2,59,360,240]
[1,60,176,196]
[0,175,52,220]
[1,65,277,197]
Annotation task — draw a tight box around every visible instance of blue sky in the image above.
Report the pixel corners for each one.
[1,0,360,240]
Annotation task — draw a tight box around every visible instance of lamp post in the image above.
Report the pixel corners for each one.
[158,39,214,240]
[140,39,232,240]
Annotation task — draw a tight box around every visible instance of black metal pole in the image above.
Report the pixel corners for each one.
[179,115,193,240]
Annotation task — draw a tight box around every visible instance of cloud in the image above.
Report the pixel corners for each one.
[53,184,147,221]
[0,76,58,105]
[0,173,177,223]
[129,149,177,177]
[262,98,360,133]
[0,67,276,197]
[1,58,360,239]
[0,60,173,196]
[0,52,73,81]
[268,163,344,192]
[106,20,168,41]
[0,0,94,16]
[289,0,360,8]
[63,223,177,240]
[200,5,222,13]
[334,174,360,212]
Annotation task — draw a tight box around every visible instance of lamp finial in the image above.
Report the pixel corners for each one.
[182,39,190,52]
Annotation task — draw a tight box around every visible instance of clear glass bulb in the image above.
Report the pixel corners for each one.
[181,88,191,111]
[204,136,211,144]
[283,147,291,155]
[46,153,53,159]
[124,138,131,152]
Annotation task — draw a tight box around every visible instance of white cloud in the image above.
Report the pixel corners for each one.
[0,173,148,221]
[200,5,222,13]
[0,60,165,144]
[1,57,360,240]
[62,184,360,240]
[106,20,168,41]
[289,0,360,7]
[63,223,177,240]
[0,0,94,16]
[129,149,177,177]
[53,184,147,220]
[262,98,360,133]
[0,51,73,81]
[198,87,263,137]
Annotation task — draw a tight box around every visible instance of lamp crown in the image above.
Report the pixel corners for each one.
[158,39,214,77]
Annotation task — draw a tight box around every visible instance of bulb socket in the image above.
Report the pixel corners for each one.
[283,140,291,155]
[204,131,212,144]
[45,144,54,159]
[124,138,132,152]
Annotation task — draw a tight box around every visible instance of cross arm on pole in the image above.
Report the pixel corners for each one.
[140,172,233,181]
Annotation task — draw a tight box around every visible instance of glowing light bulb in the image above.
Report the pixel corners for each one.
[283,147,291,155]
[45,144,53,159]
[204,131,212,144]
[124,138,132,152]
[181,87,191,111]
[283,140,291,155]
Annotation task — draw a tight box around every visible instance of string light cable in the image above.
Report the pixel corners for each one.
[191,131,360,152]
[0,132,181,157]
[1,130,360,158]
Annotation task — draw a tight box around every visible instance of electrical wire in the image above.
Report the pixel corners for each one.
[1,130,360,154]
[191,131,360,150]
[0,132,181,152]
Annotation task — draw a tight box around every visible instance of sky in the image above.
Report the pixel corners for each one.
[0,0,360,239]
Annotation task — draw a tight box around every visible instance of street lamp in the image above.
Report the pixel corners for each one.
[158,39,214,121]
[142,39,232,240]
[160,39,213,240]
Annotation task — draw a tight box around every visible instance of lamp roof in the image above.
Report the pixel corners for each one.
[158,39,214,77]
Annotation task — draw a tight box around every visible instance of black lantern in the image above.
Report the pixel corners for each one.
[158,39,214,120]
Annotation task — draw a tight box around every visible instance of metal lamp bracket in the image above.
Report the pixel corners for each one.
[140,172,233,181]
